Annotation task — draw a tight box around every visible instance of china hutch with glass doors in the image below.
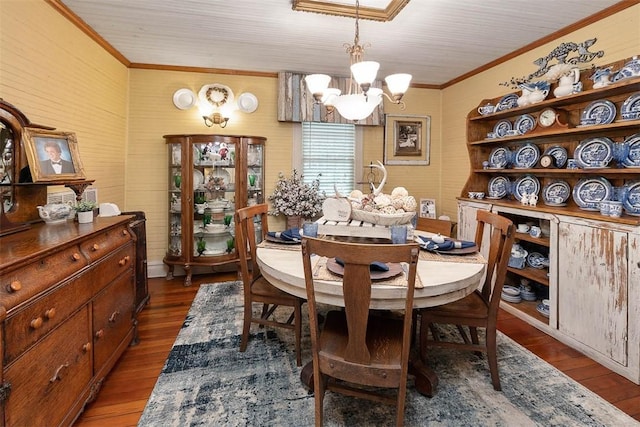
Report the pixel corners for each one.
[163,134,266,286]
[458,56,640,384]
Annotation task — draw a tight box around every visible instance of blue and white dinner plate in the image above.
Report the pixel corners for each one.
[514,114,536,135]
[512,174,540,201]
[622,133,640,168]
[580,100,616,125]
[487,176,510,199]
[495,93,519,112]
[488,147,511,169]
[526,252,547,269]
[512,143,540,169]
[536,303,550,318]
[622,180,640,216]
[612,58,640,82]
[620,92,640,121]
[542,145,568,168]
[572,177,613,210]
[573,137,613,168]
[542,180,571,206]
[493,119,512,138]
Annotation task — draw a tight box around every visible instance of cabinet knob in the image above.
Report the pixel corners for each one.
[49,363,69,382]
[72,253,81,261]
[122,229,129,236]
[92,243,100,251]
[95,329,104,339]
[118,256,130,266]
[45,308,56,320]
[82,342,92,353]
[7,280,21,293]
[109,310,121,323]
[30,317,43,329]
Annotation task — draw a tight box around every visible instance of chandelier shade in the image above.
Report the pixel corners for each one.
[331,88,383,121]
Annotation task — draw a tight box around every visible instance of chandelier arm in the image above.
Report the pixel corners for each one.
[380,92,407,109]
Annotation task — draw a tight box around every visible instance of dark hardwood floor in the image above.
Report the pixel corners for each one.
[74,273,640,426]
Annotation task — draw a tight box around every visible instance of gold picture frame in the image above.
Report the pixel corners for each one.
[383,114,430,165]
[22,128,86,182]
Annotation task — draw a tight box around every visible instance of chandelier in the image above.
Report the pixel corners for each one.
[304,0,412,121]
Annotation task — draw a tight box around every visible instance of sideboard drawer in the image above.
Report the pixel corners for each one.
[80,224,132,263]
[4,272,94,364]
[4,308,92,427]
[84,242,134,295]
[0,245,87,309]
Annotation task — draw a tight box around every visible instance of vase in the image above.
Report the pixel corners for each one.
[286,215,304,230]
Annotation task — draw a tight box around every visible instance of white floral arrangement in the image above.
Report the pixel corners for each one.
[268,170,325,218]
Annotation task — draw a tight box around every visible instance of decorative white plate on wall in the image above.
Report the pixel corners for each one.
[173,88,197,110]
[237,92,259,113]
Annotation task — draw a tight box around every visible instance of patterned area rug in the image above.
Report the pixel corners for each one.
[139,281,637,426]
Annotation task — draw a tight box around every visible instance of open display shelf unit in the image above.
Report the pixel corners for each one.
[163,134,266,286]
[458,56,640,384]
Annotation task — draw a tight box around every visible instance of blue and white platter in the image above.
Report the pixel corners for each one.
[542,145,568,168]
[622,180,640,216]
[573,137,614,168]
[620,92,640,121]
[488,147,511,169]
[493,119,512,138]
[579,100,616,126]
[495,93,519,112]
[622,133,640,168]
[512,174,540,201]
[572,177,613,211]
[612,57,640,83]
[487,176,510,199]
[512,143,540,169]
[542,180,571,206]
[514,114,536,135]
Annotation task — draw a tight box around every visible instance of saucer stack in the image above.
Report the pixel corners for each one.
[519,285,537,301]
[501,285,522,303]
[536,299,550,318]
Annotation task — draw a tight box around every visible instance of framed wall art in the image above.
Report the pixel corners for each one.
[22,128,86,182]
[419,198,436,219]
[384,114,430,165]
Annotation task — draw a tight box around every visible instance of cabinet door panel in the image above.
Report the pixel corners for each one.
[557,222,628,365]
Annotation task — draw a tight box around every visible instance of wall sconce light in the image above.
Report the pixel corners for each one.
[203,111,229,128]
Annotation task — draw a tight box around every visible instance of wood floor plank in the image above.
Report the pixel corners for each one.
[73,272,640,425]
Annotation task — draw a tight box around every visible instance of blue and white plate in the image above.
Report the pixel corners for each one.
[536,303,550,318]
[622,180,640,216]
[574,137,614,168]
[612,57,640,82]
[495,93,519,112]
[542,180,571,206]
[542,145,568,168]
[580,100,616,125]
[512,143,540,169]
[493,119,512,138]
[620,92,640,121]
[622,133,640,168]
[527,252,547,269]
[488,147,511,169]
[514,114,536,135]
[512,174,540,201]
[572,177,613,211]
[487,176,510,199]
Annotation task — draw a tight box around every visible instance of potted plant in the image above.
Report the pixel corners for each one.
[268,170,325,229]
[75,200,97,223]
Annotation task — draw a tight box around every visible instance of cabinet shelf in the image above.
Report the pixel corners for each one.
[507,265,549,285]
[500,300,549,324]
[514,231,549,246]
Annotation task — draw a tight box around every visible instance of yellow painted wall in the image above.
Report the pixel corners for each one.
[0,0,129,205]
[1,1,638,269]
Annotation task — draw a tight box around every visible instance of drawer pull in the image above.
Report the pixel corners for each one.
[118,256,130,266]
[72,253,81,261]
[82,342,92,353]
[95,329,104,339]
[49,363,69,382]
[45,308,56,320]
[30,317,43,329]
[92,243,100,251]
[7,280,21,293]
[109,310,121,323]
[122,229,129,236]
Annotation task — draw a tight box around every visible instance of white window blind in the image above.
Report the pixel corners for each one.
[301,122,355,196]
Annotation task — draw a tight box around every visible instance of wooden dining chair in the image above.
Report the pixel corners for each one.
[235,204,304,366]
[418,210,515,391]
[301,237,419,427]
[415,216,454,237]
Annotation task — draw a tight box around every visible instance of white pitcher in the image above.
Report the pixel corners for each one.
[553,67,581,97]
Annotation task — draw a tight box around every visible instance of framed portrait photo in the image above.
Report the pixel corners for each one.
[22,128,86,182]
[384,114,430,165]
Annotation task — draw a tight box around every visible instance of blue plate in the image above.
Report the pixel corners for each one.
[542,180,571,206]
[512,143,540,169]
[493,119,512,138]
[543,145,568,168]
[580,100,616,125]
[612,58,640,82]
[495,93,519,112]
[620,92,640,121]
[488,147,511,169]
[487,176,510,199]
[573,137,613,168]
[622,180,640,216]
[512,174,540,201]
[572,177,613,211]
[514,114,536,135]
[622,133,640,168]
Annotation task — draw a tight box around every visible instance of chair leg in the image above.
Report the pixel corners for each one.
[486,327,501,391]
[240,304,252,352]
[314,372,326,427]
[294,302,302,367]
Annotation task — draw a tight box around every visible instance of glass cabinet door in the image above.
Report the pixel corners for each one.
[168,142,183,257]
[247,141,264,206]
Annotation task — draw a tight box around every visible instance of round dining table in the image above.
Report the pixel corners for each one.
[255,232,487,397]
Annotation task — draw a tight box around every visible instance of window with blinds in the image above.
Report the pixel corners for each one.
[301,122,356,196]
